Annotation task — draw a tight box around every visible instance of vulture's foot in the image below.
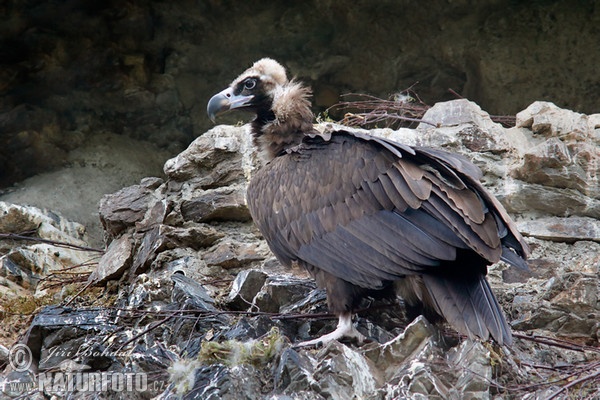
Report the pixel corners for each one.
[294,312,366,348]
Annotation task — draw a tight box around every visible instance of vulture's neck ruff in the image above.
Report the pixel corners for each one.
[207,58,316,160]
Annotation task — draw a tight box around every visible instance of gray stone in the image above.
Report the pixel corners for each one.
[202,239,265,269]
[22,306,118,373]
[414,100,600,220]
[130,225,169,276]
[313,341,383,400]
[366,316,438,380]
[550,276,598,315]
[180,186,251,223]
[252,276,317,314]
[39,336,88,371]
[98,184,158,238]
[0,202,98,297]
[516,101,590,136]
[0,345,9,367]
[267,392,327,400]
[447,340,491,395]
[502,184,600,218]
[0,202,86,243]
[171,272,217,312]
[1,370,41,399]
[161,224,225,250]
[227,269,268,311]
[279,288,327,315]
[518,216,600,243]
[88,233,133,285]
[419,99,506,146]
[187,364,264,400]
[274,348,317,394]
[513,102,600,203]
[163,126,252,187]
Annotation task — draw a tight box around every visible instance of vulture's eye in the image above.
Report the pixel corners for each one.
[244,79,257,90]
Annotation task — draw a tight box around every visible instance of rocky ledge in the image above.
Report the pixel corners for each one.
[0,100,599,399]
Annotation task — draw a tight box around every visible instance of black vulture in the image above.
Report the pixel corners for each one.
[207,58,529,347]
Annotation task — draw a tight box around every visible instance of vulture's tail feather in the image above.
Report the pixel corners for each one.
[421,274,512,346]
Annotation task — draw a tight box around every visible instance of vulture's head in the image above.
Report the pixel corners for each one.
[207,58,316,159]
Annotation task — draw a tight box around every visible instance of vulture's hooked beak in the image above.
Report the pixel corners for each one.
[207,87,254,123]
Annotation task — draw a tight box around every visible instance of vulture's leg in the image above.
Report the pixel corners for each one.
[295,312,365,348]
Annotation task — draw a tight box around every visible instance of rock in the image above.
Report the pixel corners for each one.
[22,306,118,371]
[182,364,264,400]
[180,186,251,223]
[202,240,265,269]
[130,225,170,276]
[163,126,254,186]
[227,269,268,311]
[279,288,327,315]
[511,276,599,339]
[170,273,231,351]
[414,100,600,220]
[161,224,225,250]
[276,318,495,399]
[98,182,161,238]
[313,341,383,399]
[252,276,317,314]
[171,272,217,312]
[268,392,326,400]
[518,216,600,243]
[501,262,536,284]
[513,101,600,208]
[502,183,600,219]
[161,252,209,279]
[446,340,492,396]
[516,101,590,136]
[0,202,98,297]
[221,317,275,342]
[0,370,42,399]
[0,345,9,366]
[274,347,316,393]
[0,202,86,243]
[550,276,598,315]
[163,328,287,399]
[366,316,439,379]
[87,233,133,285]
[163,127,258,226]
[419,99,507,149]
[119,223,224,280]
[374,319,492,399]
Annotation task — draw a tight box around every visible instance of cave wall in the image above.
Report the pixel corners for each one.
[1,0,599,187]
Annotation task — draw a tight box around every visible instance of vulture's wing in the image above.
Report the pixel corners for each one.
[247,130,528,344]
[247,130,527,289]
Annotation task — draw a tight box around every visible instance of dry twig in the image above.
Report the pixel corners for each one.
[325,89,516,129]
[0,232,104,253]
[326,91,434,129]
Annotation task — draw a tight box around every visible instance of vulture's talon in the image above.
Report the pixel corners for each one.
[294,313,366,348]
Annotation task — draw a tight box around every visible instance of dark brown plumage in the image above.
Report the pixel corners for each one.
[207,58,529,347]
